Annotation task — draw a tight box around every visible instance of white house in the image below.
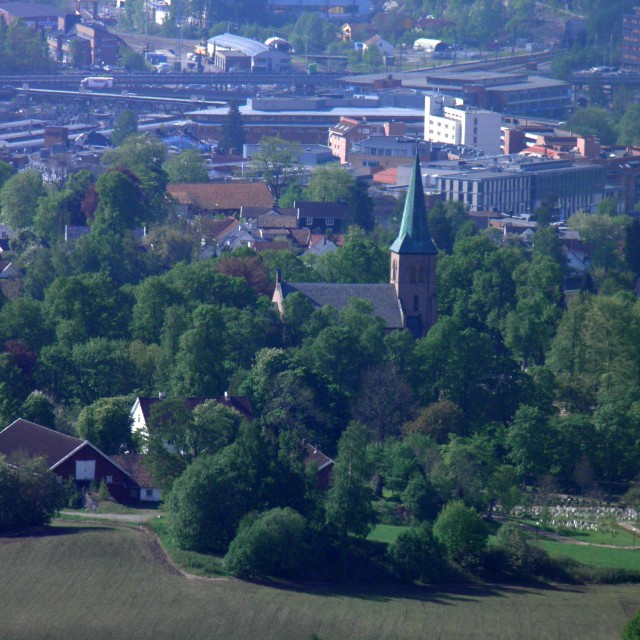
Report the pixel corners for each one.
[363,35,394,57]
[424,94,502,156]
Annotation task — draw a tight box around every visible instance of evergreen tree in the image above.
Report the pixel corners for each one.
[220,101,246,155]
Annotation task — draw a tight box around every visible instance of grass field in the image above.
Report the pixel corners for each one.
[539,540,640,570]
[367,523,408,544]
[0,522,639,640]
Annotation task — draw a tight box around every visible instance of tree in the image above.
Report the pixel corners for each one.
[433,500,488,568]
[566,107,616,145]
[0,454,64,531]
[76,397,134,455]
[93,170,142,233]
[111,110,138,147]
[403,400,466,443]
[224,508,308,578]
[20,391,56,430]
[324,422,375,539]
[494,522,549,576]
[304,165,373,231]
[618,105,640,146]
[401,474,439,521]
[164,150,209,184]
[0,170,45,229]
[386,522,446,583]
[250,136,300,202]
[220,101,246,154]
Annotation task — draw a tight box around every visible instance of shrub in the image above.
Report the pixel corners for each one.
[401,474,439,521]
[386,522,446,584]
[433,500,487,569]
[493,523,550,576]
[224,507,308,579]
[623,609,640,640]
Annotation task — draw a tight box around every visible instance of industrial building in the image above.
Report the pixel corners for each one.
[622,7,640,70]
[206,34,291,73]
[414,157,607,217]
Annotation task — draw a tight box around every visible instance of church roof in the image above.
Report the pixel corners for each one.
[279,282,403,329]
[390,152,437,255]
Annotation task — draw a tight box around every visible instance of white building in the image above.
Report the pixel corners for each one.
[424,95,502,156]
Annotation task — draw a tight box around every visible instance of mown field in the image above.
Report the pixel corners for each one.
[0,522,639,640]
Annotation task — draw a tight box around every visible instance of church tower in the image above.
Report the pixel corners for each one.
[389,151,437,338]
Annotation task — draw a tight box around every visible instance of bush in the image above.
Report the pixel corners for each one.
[493,523,550,576]
[0,454,64,531]
[623,609,640,639]
[224,508,308,579]
[433,500,487,569]
[166,451,253,553]
[401,474,439,521]
[386,522,446,584]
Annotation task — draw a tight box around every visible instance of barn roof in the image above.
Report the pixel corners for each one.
[110,454,157,488]
[0,418,85,468]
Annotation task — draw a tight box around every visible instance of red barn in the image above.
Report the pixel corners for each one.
[0,419,139,503]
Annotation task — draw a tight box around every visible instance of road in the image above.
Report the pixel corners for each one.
[60,510,157,523]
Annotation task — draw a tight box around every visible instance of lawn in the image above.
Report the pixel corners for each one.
[538,540,640,571]
[367,523,408,544]
[0,522,639,640]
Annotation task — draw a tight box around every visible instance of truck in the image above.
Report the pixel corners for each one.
[80,76,114,90]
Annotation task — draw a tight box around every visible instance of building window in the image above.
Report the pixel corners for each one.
[418,264,425,283]
[413,295,419,311]
[325,217,334,226]
[306,217,313,226]
[145,489,154,498]
[106,475,113,484]
[410,264,416,283]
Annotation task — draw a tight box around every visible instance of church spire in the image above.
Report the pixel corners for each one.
[390,151,437,255]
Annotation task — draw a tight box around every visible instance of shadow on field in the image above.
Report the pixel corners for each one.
[0,524,113,542]
[247,579,585,605]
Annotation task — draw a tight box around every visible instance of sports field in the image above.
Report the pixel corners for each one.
[0,522,638,640]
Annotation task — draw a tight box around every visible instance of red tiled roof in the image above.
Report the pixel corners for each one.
[199,216,239,240]
[110,454,158,488]
[0,418,85,468]
[168,183,274,210]
[290,228,311,246]
[257,214,298,229]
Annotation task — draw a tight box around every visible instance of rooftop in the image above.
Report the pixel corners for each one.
[207,33,269,57]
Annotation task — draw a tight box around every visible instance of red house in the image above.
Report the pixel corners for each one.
[0,419,141,503]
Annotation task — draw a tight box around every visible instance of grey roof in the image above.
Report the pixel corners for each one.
[0,2,65,17]
[280,282,403,329]
[207,33,269,57]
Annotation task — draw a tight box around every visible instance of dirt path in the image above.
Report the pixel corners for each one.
[60,510,156,523]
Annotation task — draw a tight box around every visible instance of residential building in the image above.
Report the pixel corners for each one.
[274,152,438,338]
[328,118,388,163]
[48,18,124,66]
[622,7,640,70]
[363,35,394,57]
[424,95,502,155]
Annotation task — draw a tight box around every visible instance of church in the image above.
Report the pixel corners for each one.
[272,152,438,338]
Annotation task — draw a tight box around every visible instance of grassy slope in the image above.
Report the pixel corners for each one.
[539,540,640,570]
[0,523,639,640]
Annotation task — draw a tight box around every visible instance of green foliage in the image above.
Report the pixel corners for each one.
[433,500,487,568]
[76,396,134,454]
[20,391,56,430]
[164,150,209,184]
[401,474,439,521]
[0,19,51,74]
[111,110,138,147]
[250,135,300,202]
[0,454,64,531]
[220,101,246,154]
[566,107,617,145]
[386,522,446,583]
[623,609,640,640]
[224,507,308,578]
[167,450,254,552]
[0,170,45,229]
[325,422,375,539]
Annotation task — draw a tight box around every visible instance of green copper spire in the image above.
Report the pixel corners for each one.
[390,151,437,255]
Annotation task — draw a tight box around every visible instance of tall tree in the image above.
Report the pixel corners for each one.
[0,170,45,230]
[111,110,139,147]
[250,136,300,202]
[164,150,208,184]
[220,101,246,155]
